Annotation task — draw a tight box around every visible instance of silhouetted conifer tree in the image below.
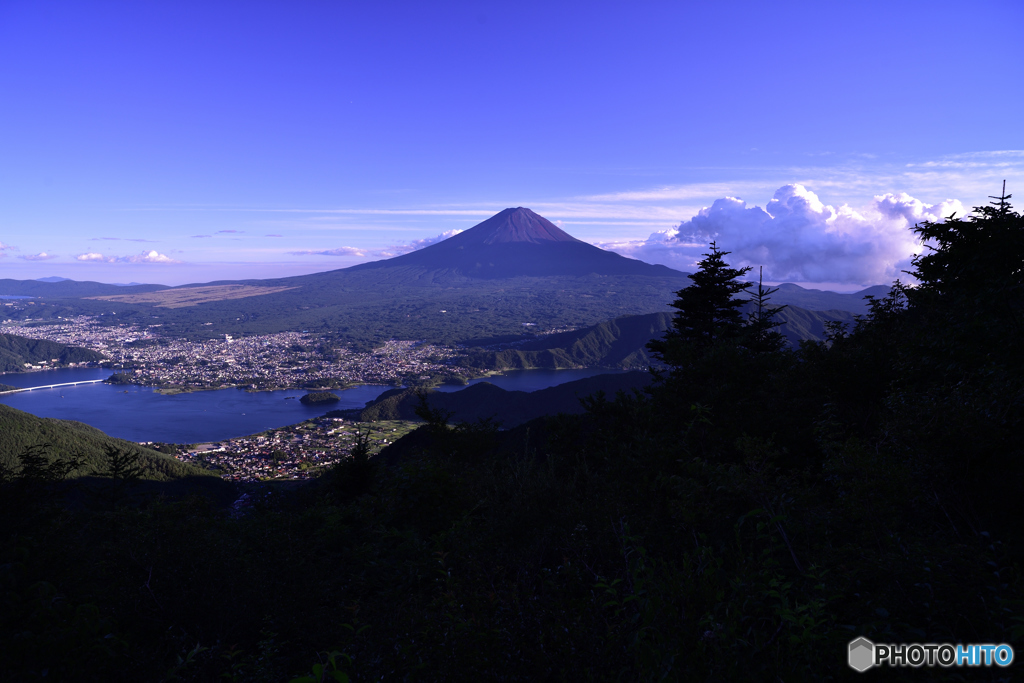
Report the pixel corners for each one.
[743,266,788,356]
[648,241,752,365]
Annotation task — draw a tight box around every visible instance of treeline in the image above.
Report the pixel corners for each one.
[1,194,1021,680]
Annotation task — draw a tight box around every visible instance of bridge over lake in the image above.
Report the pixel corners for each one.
[0,379,106,395]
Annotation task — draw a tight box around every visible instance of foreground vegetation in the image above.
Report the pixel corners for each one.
[1,194,1021,680]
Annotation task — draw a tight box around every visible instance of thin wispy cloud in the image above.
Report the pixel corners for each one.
[117,206,495,216]
[216,229,244,234]
[0,241,15,256]
[90,237,159,242]
[580,181,769,203]
[531,203,702,223]
[19,252,56,261]
[374,229,464,258]
[288,229,465,259]
[289,246,366,257]
[266,208,494,216]
[909,150,1024,168]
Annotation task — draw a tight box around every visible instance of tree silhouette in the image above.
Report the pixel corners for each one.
[743,266,788,356]
[648,241,752,364]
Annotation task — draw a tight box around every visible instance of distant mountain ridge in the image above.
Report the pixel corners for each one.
[0,278,167,298]
[768,283,889,313]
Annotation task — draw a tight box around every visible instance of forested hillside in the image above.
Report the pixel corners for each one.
[462,304,856,371]
[0,333,104,373]
[356,370,652,425]
[0,404,216,481]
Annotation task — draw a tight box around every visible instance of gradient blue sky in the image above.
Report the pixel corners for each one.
[1,1,1021,289]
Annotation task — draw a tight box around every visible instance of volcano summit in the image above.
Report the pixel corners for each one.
[348,207,682,279]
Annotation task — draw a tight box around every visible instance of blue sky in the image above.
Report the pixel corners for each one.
[1,0,1021,289]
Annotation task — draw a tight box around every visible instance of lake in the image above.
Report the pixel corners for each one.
[0,368,393,443]
[0,367,625,443]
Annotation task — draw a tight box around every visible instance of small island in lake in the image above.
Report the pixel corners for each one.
[299,391,340,406]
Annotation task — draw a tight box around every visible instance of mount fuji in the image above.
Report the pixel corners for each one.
[345,207,682,279]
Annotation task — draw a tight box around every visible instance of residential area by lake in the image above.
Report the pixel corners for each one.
[173,418,419,482]
[2,316,471,391]
[2,315,613,482]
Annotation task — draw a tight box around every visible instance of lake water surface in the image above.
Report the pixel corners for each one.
[0,368,392,443]
[1,367,624,443]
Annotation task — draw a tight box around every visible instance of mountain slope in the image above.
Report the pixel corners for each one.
[357,371,653,426]
[347,207,683,279]
[769,283,888,315]
[0,403,216,481]
[0,333,105,373]
[461,304,859,371]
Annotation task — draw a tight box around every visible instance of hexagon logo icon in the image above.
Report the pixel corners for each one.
[848,637,875,672]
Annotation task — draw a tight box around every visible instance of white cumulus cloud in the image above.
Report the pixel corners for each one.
[76,250,180,264]
[77,252,113,262]
[20,252,56,261]
[125,250,179,264]
[599,184,963,285]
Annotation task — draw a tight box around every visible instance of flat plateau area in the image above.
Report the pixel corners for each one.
[87,284,297,308]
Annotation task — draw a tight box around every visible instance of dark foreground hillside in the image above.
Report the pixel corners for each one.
[1,196,1021,681]
[355,370,652,426]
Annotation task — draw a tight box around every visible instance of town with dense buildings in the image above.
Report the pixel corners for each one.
[169,418,418,482]
[0,315,472,390]
[1,314,457,481]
